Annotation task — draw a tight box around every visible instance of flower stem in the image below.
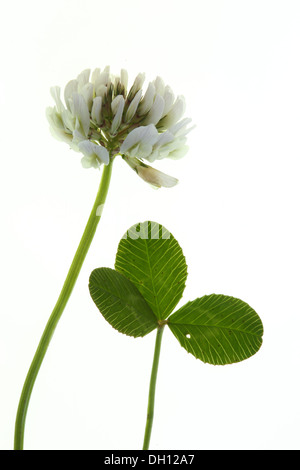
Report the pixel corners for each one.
[142,325,165,450]
[14,160,113,450]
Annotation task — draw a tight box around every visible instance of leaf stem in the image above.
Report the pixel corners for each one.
[142,325,165,450]
[14,160,113,450]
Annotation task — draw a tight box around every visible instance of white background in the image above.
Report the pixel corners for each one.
[1,0,300,450]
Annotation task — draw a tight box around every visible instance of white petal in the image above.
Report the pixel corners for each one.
[120,127,142,153]
[91,68,101,83]
[144,148,159,163]
[95,84,107,98]
[96,67,110,88]
[127,72,145,101]
[78,140,94,155]
[138,124,159,146]
[91,96,102,125]
[50,86,65,113]
[168,117,192,136]
[72,129,86,145]
[51,128,74,145]
[146,132,188,163]
[77,69,91,88]
[168,144,189,160]
[110,96,125,135]
[120,69,128,90]
[136,164,178,188]
[154,130,175,148]
[125,89,142,122]
[123,155,178,188]
[125,143,140,158]
[64,80,78,110]
[46,107,73,145]
[78,140,109,165]
[92,144,110,165]
[142,95,165,125]
[120,125,158,154]
[129,127,158,158]
[81,155,98,169]
[111,95,124,115]
[167,136,187,153]
[71,93,90,136]
[113,75,121,91]
[138,82,155,115]
[162,86,175,117]
[46,106,64,130]
[136,142,154,159]
[61,109,76,132]
[159,95,186,129]
[153,76,165,96]
[80,82,93,110]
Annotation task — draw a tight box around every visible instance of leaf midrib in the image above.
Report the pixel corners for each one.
[143,238,161,319]
[168,321,263,337]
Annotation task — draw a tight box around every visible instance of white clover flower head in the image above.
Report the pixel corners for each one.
[47,67,194,188]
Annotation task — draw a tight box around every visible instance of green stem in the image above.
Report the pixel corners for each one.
[14,160,113,450]
[142,325,165,450]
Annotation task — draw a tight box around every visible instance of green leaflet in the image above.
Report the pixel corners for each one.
[115,221,187,320]
[168,294,263,365]
[89,267,158,337]
[89,221,264,366]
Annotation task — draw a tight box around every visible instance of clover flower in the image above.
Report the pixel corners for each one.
[16,67,195,450]
[47,67,194,187]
